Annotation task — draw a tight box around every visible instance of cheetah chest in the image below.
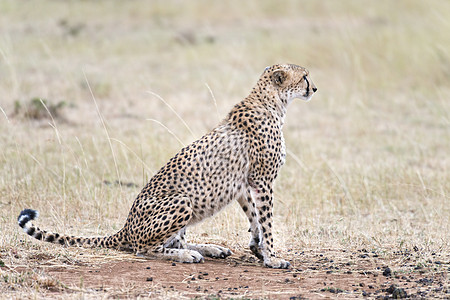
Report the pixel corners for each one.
[280,132,286,166]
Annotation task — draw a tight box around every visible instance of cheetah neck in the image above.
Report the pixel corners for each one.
[249,83,289,121]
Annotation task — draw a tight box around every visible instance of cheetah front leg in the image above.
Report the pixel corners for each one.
[164,228,232,259]
[248,181,290,269]
[237,194,263,260]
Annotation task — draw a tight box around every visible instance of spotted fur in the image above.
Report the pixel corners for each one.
[18,64,317,268]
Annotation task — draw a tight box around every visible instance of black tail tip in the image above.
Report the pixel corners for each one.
[18,209,39,228]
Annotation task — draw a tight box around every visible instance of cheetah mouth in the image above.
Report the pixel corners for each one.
[300,91,313,102]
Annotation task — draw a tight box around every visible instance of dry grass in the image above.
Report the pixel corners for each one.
[0,0,449,298]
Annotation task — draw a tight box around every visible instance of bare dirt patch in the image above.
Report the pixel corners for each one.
[8,248,448,299]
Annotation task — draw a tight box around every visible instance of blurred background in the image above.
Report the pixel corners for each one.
[0,0,449,253]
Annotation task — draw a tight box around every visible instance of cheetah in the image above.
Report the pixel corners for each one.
[18,64,317,269]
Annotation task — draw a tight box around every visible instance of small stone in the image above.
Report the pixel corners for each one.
[386,284,396,294]
[171,262,176,266]
[392,288,407,299]
[382,267,392,277]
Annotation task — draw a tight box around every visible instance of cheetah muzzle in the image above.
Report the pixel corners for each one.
[18,64,317,269]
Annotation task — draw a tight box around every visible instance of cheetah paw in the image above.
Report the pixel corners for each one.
[177,249,204,263]
[263,257,290,269]
[249,244,264,260]
[187,243,232,259]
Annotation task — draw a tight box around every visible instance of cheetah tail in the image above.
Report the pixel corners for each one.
[17,209,130,250]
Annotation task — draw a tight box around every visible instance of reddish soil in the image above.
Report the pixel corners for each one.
[22,248,449,299]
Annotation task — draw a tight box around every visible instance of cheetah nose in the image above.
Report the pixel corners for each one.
[312,87,317,93]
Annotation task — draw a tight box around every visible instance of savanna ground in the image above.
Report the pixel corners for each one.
[0,0,449,299]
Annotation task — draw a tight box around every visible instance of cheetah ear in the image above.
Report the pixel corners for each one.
[271,69,288,86]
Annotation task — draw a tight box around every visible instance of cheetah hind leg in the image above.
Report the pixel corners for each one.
[134,195,204,263]
[165,228,232,259]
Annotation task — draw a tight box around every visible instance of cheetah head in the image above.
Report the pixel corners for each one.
[264,64,317,103]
